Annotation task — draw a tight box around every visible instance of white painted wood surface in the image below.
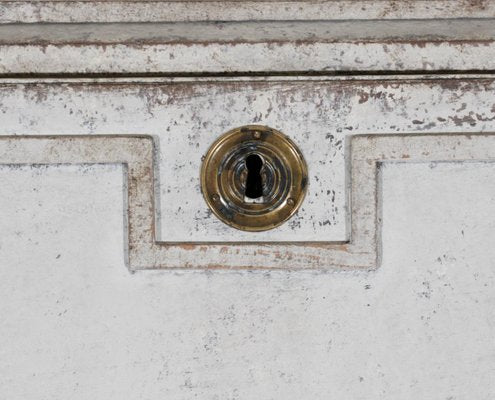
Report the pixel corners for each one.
[2,0,495,23]
[1,77,494,244]
[1,3,495,396]
[2,131,494,271]
[1,20,495,73]
[1,159,494,398]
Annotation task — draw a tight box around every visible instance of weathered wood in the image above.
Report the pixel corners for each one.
[1,20,495,74]
[1,76,494,243]
[1,0,495,23]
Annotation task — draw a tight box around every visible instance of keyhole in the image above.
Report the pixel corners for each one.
[245,154,263,199]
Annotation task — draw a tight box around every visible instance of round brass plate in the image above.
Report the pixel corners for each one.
[200,125,308,231]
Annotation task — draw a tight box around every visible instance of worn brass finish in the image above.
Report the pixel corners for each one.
[201,125,308,231]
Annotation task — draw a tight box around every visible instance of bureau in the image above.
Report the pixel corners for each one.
[1,2,495,398]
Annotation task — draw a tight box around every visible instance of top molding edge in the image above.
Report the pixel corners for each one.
[1,1,495,24]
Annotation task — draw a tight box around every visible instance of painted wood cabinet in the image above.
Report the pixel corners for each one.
[1,2,495,398]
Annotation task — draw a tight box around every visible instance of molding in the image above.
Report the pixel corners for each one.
[1,1,494,23]
[1,20,495,74]
[1,133,493,270]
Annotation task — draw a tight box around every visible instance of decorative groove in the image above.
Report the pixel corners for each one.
[1,133,493,270]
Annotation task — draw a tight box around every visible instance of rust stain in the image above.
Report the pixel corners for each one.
[358,91,369,104]
[219,246,229,255]
[177,243,197,250]
[449,114,478,127]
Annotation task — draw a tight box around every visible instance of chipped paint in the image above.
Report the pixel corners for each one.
[0,76,494,243]
[1,1,494,23]
[1,20,495,74]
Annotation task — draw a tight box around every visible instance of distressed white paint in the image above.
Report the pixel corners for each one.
[3,20,494,43]
[1,77,494,243]
[1,159,495,398]
[2,41,495,74]
[2,0,495,23]
[1,20,495,74]
[1,133,494,270]
[1,2,494,397]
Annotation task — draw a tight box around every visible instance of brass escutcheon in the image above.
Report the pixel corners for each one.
[200,125,308,231]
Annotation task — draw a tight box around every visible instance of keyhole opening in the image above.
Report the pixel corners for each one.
[245,154,264,199]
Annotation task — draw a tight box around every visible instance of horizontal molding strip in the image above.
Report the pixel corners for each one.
[1,1,495,23]
[3,42,495,75]
[1,20,495,74]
